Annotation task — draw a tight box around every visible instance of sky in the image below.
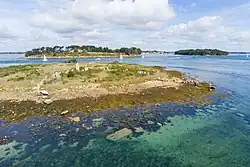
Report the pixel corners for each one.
[0,0,250,52]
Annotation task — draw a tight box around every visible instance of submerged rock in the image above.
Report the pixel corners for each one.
[59,134,67,137]
[106,128,133,141]
[157,123,163,127]
[92,118,104,127]
[38,144,51,152]
[93,118,104,122]
[147,120,155,125]
[134,127,144,133]
[235,113,245,118]
[82,124,93,130]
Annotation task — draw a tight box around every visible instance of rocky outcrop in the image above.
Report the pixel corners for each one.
[39,90,49,96]
[182,79,200,86]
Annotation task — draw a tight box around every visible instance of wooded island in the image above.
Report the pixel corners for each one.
[174,49,229,56]
[25,45,142,58]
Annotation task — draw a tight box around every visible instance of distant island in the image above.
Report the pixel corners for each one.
[174,49,229,56]
[25,45,142,58]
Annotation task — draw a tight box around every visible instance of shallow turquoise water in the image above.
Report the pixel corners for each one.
[0,54,250,167]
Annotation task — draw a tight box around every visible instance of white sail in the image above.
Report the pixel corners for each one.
[120,54,123,60]
[142,55,145,59]
[43,55,48,62]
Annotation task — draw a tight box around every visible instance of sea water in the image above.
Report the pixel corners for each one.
[0,54,250,167]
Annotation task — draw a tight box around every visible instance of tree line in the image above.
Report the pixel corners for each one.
[25,45,142,57]
[174,49,228,56]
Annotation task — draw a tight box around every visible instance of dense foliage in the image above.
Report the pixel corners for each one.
[25,45,142,57]
[174,49,228,56]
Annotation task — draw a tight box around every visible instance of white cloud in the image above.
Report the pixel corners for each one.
[0,24,16,40]
[146,15,250,51]
[190,3,197,8]
[71,0,175,29]
[165,16,223,41]
[30,0,175,33]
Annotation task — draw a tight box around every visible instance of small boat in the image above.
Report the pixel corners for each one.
[43,55,48,62]
[142,55,145,59]
[119,54,123,60]
[96,58,101,60]
[247,54,249,58]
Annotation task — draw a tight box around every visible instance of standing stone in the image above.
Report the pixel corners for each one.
[76,63,80,72]
[54,72,61,80]
[84,67,89,71]
[36,83,41,93]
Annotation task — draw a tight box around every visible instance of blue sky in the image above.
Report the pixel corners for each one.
[0,0,250,51]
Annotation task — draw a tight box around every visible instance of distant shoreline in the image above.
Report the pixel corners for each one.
[0,52,24,54]
[25,54,141,59]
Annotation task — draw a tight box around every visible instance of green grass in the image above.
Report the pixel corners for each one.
[0,65,41,79]
[62,68,103,80]
[104,64,155,81]
[7,76,25,81]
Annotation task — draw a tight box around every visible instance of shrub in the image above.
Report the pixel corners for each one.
[66,58,77,63]
[67,71,75,77]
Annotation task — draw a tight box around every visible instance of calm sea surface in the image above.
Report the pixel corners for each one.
[0,54,250,167]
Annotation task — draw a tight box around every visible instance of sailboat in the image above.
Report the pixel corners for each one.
[247,54,249,58]
[43,55,48,62]
[119,54,123,60]
[142,54,145,59]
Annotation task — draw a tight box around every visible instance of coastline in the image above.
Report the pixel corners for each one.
[0,62,215,121]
